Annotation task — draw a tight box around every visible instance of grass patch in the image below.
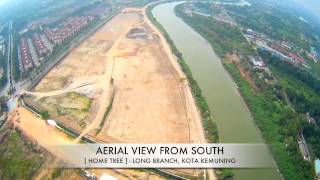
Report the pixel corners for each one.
[0,130,46,179]
[52,168,63,179]
[65,92,92,112]
[35,92,92,128]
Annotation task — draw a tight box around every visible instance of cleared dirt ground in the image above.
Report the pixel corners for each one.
[35,13,142,92]
[28,10,204,144]
[95,11,206,178]
[12,107,74,146]
[10,107,165,180]
[97,24,192,143]
[91,169,166,180]
[27,13,143,132]
[19,9,209,179]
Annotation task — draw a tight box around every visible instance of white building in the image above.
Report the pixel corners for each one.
[0,44,4,56]
[249,56,264,67]
[0,36,4,56]
[100,173,117,180]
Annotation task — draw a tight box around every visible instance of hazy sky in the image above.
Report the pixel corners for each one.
[0,0,319,20]
[0,0,10,7]
[292,0,320,18]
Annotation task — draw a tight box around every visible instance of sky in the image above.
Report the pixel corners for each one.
[0,0,10,7]
[0,0,319,21]
[291,0,320,19]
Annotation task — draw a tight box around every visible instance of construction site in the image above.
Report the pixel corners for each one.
[6,7,213,180]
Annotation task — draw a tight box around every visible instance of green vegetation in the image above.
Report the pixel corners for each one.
[51,168,63,179]
[96,92,115,135]
[175,5,254,58]
[40,110,50,120]
[304,56,320,78]
[266,54,320,95]
[223,60,313,180]
[51,168,84,179]
[12,31,21,81]
[224,0,320,77]
[175,3,315,179]
[214,168,235,179]
[220,169,234,179]
[66,92,92,112]
[0,130,46,179]
[224,1,320,50]
[36,92,92,128]
[147,2,219,143]
[260,50,320,160]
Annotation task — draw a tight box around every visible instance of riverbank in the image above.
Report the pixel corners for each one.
[146,2,220,179]
[146,2,219,144]
[152,2,283,180]
[173,2,315,179]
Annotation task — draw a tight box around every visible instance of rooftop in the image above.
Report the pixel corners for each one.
[249,56,264,67]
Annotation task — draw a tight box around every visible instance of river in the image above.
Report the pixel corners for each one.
[152,2,281,180]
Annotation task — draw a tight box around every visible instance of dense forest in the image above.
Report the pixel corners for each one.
[260,49,320,160]
[268,57,320,95]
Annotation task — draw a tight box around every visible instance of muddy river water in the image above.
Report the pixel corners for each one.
[152,2,281,180]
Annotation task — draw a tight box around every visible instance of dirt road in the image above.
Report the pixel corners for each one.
[73,22,143,142]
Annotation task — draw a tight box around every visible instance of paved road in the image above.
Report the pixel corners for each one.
[1,21,12,97]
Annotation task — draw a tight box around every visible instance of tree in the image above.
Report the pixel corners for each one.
[221,169,234,179]
[40,110,49,120]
